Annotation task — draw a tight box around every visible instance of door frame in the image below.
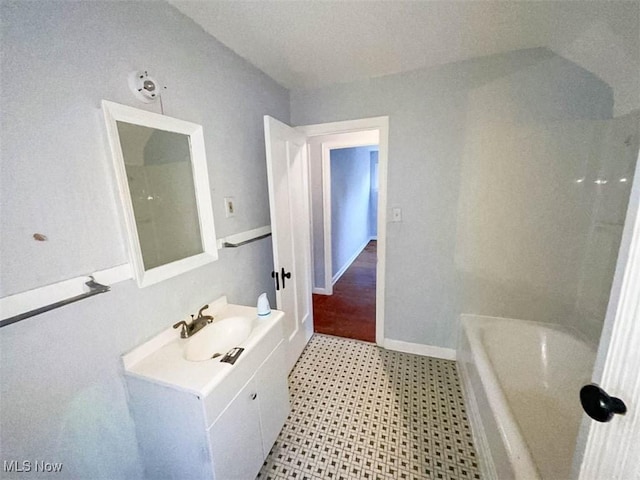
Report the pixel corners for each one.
[573,148,640,478]
[310,129,380,295]
[297,117,389,346]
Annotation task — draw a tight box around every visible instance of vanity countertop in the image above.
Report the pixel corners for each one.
[122,296,284,397]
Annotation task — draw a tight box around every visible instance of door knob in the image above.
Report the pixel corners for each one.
[580,384,627,422]
[281,267,291,289]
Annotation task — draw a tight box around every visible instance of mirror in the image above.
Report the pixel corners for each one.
[102,100,217,287]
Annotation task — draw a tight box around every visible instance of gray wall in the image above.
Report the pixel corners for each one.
[292,48,614,349]
[0,2,287,479]
[369,150,379,238]
[330,146,372,280]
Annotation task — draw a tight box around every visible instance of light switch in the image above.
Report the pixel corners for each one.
[392,207,402,222]
[224,197,236,218]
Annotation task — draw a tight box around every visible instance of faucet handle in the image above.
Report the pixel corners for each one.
[172,320,189,338]
[197,304,209,318]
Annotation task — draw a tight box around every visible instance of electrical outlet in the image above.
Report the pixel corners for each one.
[224,197,236,218]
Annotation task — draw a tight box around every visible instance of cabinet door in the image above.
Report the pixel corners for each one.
[208,378,263,480]
[256,341,291,455]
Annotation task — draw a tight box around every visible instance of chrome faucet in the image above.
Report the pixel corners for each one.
[173,304,215,338]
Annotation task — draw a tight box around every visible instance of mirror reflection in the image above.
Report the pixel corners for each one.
[116,122,202,270]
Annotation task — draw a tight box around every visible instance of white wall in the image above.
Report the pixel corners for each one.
[0,2,287,479]
[456,63,639,345]
[545,3,640,117]
[291,48,615,349]
[455,115,638,344]
[575,111,640,342]
[330,147,372,281]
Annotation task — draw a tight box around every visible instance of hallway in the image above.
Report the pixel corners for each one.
[313,241,376,342]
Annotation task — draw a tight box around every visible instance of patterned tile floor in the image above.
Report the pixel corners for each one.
[258,335,481,480]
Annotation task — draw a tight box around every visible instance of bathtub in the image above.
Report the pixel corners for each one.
[457,315,596,480]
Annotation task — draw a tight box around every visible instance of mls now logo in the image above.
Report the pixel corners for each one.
[3,460,63,473]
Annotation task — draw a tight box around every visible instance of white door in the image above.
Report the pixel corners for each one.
[573,148,640,479]
[264,116,314,372]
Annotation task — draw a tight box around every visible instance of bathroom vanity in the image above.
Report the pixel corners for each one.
[122,297,289,479]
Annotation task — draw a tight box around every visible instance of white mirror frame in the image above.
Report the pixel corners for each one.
[102,100,218,287]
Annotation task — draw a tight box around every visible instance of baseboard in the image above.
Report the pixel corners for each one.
[382,338,456,360]
[312,287,331,295]
[332,238,371,285]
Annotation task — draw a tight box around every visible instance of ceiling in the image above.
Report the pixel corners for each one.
[170,1,639,112]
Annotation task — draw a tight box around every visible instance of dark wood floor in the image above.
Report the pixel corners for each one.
[313,241,376,342]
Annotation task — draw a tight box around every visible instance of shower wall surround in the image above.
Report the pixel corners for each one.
[1,2,286,479]
[456,111,639,345]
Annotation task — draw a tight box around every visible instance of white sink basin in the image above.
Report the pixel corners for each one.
[184,316,254,362]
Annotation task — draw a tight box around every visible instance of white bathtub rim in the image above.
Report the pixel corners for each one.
[458,357,499,480]
[460,313,598,350]
[461,315,542,480]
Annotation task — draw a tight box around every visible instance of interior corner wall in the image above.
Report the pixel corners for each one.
[0,2,288,479]
[291,47,613,350]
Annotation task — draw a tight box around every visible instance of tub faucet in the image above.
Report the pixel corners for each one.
[172,304,214,338]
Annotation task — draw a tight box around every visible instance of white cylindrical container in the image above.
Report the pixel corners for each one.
[257,292,271,317]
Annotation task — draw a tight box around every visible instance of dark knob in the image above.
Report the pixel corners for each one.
[580,384,627,422]
[281,267,291,289]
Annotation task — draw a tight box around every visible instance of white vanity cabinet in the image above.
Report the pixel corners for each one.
[208,376,264,479]
[207,342,289,480]
[122,300,289,480]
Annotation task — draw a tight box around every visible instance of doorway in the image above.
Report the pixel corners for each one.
[313,239,377,341]
[263,116,388,370]
[298,119,388,344]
